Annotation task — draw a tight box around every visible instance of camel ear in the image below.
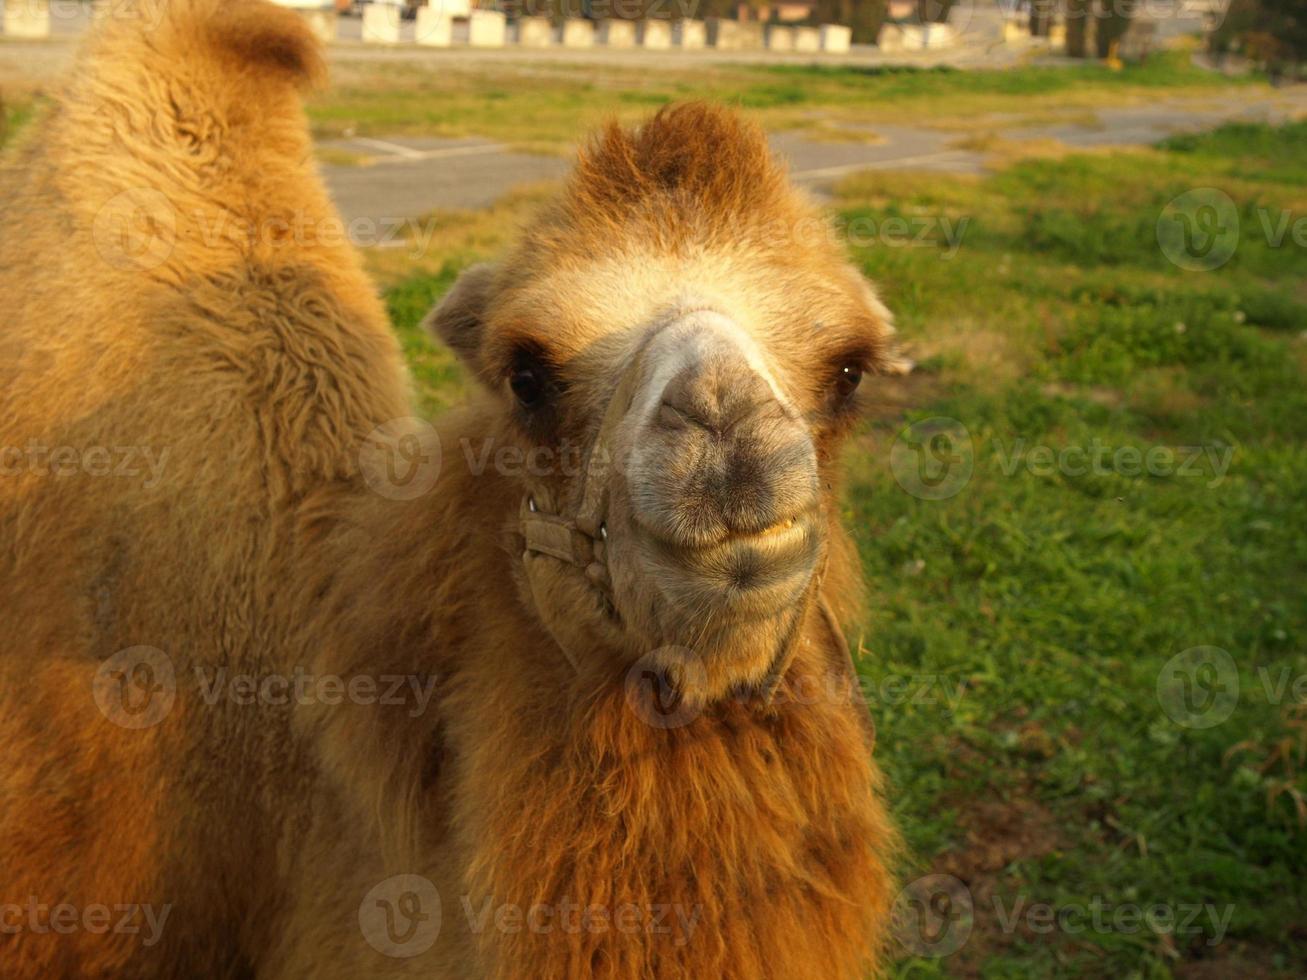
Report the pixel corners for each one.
[857,278,914,377]
[424,263,498,372]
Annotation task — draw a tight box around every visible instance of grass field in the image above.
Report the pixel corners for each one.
[305,48,1265,153]
[0,46,1268,155]
[368,118,1307,977]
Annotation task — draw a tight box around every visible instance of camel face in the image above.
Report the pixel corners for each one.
[430,104,895,700]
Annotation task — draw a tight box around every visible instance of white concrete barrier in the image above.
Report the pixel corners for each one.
[766,25,795,51]
[1002,19,1030,43]
[516,15,552,47]
[559,18,594,47]
[299,8,338,44]
[361,3,402,44]
[3,0,51,39]
[707,18,763,50]
[638,19,672,49]
[675,19,706,49]
[467,9,506,47]
[881,22,958,51]
[878,23,906,51]
[794,25,820,51]
[465,8,504,47]
[819,23,851,52]
[415,6,453,46]
[597,18,636,47]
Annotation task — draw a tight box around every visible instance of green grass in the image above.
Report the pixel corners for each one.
[376,120,1307,977]
[841,121,1307,977]
[0,96,37,151]
[308,49,1265,150]
[0,46,1265,153]
[765,48,1259,96]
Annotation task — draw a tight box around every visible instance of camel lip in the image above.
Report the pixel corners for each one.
[631,512,822,618]
[632,507,820,557]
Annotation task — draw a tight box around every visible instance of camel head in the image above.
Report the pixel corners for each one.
[427,104,898,704]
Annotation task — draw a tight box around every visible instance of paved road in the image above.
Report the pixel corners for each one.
[321,90,1307,229]
[4,16,1303,231]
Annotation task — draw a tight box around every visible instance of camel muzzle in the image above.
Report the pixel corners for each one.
[516,309,836,702]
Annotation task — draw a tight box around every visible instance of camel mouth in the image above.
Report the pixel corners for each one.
[633,510,822,621]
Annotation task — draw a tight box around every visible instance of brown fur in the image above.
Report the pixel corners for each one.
[0,3,898,977]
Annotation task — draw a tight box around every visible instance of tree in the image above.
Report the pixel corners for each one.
[1029,0,1057,37]
[812,0,887,44]
[915,0,957,24]
[1212,0,1307,78]
[1094,0,1136,58]
[1065,0,1092,57]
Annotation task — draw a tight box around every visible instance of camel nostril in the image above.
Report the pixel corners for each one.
[657,355,776,438]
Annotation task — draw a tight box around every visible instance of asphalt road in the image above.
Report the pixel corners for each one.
[3,18,1303,232]
[320,90,1307,228]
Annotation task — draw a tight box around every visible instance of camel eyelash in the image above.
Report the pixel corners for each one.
[503,346,573,443]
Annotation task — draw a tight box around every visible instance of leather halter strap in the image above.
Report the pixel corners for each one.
[515,328,869,730]
[519,336,652,598]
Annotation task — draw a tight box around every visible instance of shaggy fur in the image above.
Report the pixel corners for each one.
[0,2,898,977]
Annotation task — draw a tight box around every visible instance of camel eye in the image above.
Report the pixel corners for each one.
[508,347,562,412]
[510,364,546,408]
[836,363,863,399]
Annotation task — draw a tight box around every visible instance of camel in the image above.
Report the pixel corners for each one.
[0,1,900,977]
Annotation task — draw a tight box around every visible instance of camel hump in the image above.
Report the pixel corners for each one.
[0,0,341,287]
[88,0,325,91]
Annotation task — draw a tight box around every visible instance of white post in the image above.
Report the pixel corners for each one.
[301,9,338,44]
[3,0,52,39]
[675,19,706,49]
[793,26,820,51]
[467,9,506,46]
[516,15,552,47]
[767,25,795,51]
[819,23,851,52]
[597,19,636,47]
[559,18,594,47]
[638,19,672,49]
[361,3,403,44]
[415,6,453,46]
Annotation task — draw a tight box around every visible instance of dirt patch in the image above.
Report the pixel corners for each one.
[1175,937,1307,980]
[919,793,1064,977]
